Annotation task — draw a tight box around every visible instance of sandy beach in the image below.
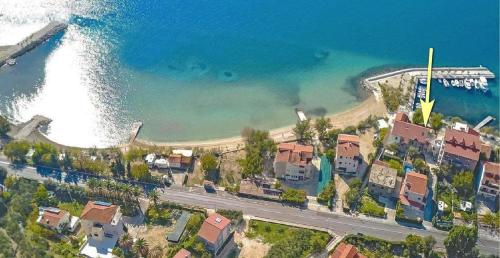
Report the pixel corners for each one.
[133,94,387,151]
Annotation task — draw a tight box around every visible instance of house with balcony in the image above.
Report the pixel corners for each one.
[80,201,125,258]
[478,162,499,200]
[273,143,314,181]
[399,172,428,220]
[387,112,432,155]
[437,123,490,171]
[330,242,366,258]
[197,213,232,256]
[334,134,361,176]
[36,207,71,233]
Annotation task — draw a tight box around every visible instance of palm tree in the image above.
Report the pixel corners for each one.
[148,191,160,208]
[118,233,133,251]
[133,238,149,257]
[87,178,98,195]
[132,186,142,203]
[147,245,163,258]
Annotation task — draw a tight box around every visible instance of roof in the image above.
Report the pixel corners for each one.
[369,162,397,188]
[167,211,191,242]
[330,242,366,258]
[172,149,193,157]
[80,201,119,224]
[391,112,430,144]
[173,249,191,258]
[336,134,360,158]
[443,127,481,161]
[39,209,68,228]
[402,172,428,196]
[197,213,231,244]
[482,162,500,186]
[275,143,313,166]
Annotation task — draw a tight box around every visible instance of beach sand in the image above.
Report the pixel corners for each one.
[133,94,387,151]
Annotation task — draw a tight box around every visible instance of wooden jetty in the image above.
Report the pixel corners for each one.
[14,115,52,139]
[129,121,143,144]
[474,116,495,131]
[295,108,307,122]
[0,21,67,67]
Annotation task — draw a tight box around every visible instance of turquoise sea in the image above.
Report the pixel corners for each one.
[0,0,498,147]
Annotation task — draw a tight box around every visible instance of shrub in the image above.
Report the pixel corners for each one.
[282,188,307,205]
[317,180,336,204]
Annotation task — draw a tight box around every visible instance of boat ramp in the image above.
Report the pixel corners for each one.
[474,116,495,131]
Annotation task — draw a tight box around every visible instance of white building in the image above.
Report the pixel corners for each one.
[334,134,361,176]
[80,201,125,258]
[37,207,70,233]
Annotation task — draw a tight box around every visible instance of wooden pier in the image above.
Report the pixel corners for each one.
[0,21,67,66]
[474,116,495,131]
[14,115,52,139]
[365,66,495,83]
[129,121,143,144]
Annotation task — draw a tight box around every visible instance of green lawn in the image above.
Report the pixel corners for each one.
[57,202,84,217]
[359,195,386,218]
[247,220,331,258]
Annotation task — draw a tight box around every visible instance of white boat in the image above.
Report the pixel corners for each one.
[458,80,464,87]
[464,79,472,90]
[474,79,480,89]
[438,79,442,83]
[419,78,427,85]
[6,59,16,66]
[443,79,450,87]
[479,76,488,87]
[451,79,459,87]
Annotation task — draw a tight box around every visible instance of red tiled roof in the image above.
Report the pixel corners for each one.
[331,242,366,258]
[197,213,230,244]
[336,134,360,158]
[391,112,430,144]
[443,128,481,161]
[173,248,191,258]
[40,209,68,228]
[275,143,313,166]
[482,162,500,186]
[80,201,119,224]
[403,172,428,195]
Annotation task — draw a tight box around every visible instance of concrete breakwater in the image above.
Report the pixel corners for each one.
[0,21,67,66]
[364,66,495,83]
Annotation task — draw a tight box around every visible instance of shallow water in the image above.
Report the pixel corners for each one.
[0,0,498,147]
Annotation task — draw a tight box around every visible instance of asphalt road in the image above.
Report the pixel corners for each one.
[1,160,499,255]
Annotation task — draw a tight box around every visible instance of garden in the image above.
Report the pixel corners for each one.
[359,193,386,218]
[246,220,330,258]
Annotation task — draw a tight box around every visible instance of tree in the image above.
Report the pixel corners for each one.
[133,238,149,257]
[281,188,307,204]
[293,119,315,144]
[32,142,59,167]
[119,233,133,251]
[34,184,54,206]
[405,234,423,258]
[0,167,7,184]
[324,128,342,147]
[380,84,404,112]
[452,171,474,198]
[324,148,335,163]
[480,212,499,229]
[423,235,436,258]
[0,115,10,137]
[239,129,276,178]
[412,108,424,126]
[3,140,30,163]
[149,245,163,258]
[413,158,429,174]
[444,225,478,258]
[315,117,332,143]
[148,191,159,208]
[130,163,150,181]
[430,113,444,133]
[200,153,217,172]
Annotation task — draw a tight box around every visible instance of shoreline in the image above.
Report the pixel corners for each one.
[132,94,386,150]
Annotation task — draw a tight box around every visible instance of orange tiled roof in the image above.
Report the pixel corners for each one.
[197,213,230,244]
[80,201,118,224]
[483,162,500,185]
[40,209,68,228]
[403,172,428,195]
[391,112,430,144]
[275,143,313,166]
[173,248,191,258]
[331,242,366,258]
[336,134,360,158]
[443,127,482,161]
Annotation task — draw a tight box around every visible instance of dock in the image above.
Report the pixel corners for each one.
[295,108,308,122]
[14,115,52,139]
[129,121,143,144]
[474,116,495,131]
[0,21,67,67]
[364,66,495,83]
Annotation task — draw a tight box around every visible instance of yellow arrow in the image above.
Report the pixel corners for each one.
[419,48,435,126]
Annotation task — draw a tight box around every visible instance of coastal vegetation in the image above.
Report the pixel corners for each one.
[239,129,276,178]
[3,140,30,163]
[293,119,315,144]
[343,178,362,209]
[379,83,405,112]
[444,225,479,258]
[412,109,445,132]
[200,152,218,173]
[247,220,330,258]
[317,180,336,205]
